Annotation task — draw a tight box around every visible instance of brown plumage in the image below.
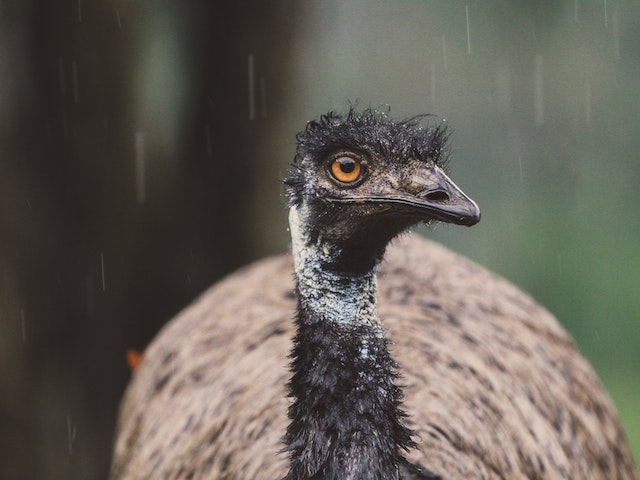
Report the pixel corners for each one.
[110,109,637,479]
[110,234,637,479]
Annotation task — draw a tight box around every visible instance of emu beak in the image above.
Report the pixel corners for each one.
[328,164,481,227]
[375,164,480,227]
[409,165,481,226]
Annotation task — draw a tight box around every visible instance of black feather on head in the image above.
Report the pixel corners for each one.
[284,106,451,207]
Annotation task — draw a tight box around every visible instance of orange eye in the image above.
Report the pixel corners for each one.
[330,156,362,183]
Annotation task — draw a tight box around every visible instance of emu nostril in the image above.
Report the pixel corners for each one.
[425,190,449,202]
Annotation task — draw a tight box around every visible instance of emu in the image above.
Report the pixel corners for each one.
[110,108,637,479]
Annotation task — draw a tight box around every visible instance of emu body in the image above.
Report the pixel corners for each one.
[110,235,636,479]
[111,109,637,479]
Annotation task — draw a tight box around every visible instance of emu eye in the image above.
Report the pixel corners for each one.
[330,156,363,184]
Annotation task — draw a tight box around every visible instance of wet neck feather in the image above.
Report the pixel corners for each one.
[284,206,414,480]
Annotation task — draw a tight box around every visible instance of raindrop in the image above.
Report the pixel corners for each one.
[574,0,579,23]
[135,132,146,203]
[116,9,122,29]
[465,5,471,55]
[78,0,82,23]
[612,11,620,60]
[248,54,255,121]
[100,252,106,292]
[72,60,79,104]
[20,308,26,343]
[58,56,65,95]
[517,154,524,183]
[205,125,213,160]
[585,80,591,125]
[441,34,448,70]
[67,414,77,455]
[604,0,608,28]
[430,64,437,103]
[533,54,544,126]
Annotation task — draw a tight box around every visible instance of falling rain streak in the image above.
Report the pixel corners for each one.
[465,5,471,55]
[116,9,122,29]
[585,80,592,125]
[72,60,79,104]
[430,64,436,102]
[612,11,620,60]
[67,414,77,455]
[442,34,448,70]
[248,54,255,120]
[100,252,106,291]
[533,55,544,126]
[518,155,524,183]
[58,57,65,95]
[20,308,26,342]
[135,132,146,203]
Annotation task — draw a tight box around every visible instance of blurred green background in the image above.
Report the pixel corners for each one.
[1,1,638,478]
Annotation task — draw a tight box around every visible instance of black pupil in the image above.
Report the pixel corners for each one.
[339,158,356,173]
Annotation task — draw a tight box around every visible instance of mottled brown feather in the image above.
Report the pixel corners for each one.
[110,234,637,479]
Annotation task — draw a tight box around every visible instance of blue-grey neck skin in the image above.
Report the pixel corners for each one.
[283,205,417,480]
[289,205,381,334]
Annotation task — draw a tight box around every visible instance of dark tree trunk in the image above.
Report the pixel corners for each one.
[0,1,296,478]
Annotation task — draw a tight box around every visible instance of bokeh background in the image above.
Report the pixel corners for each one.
[1,1,638,478]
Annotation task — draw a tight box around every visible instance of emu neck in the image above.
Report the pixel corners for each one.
[284,206,414,480]
[290,207,380,332]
